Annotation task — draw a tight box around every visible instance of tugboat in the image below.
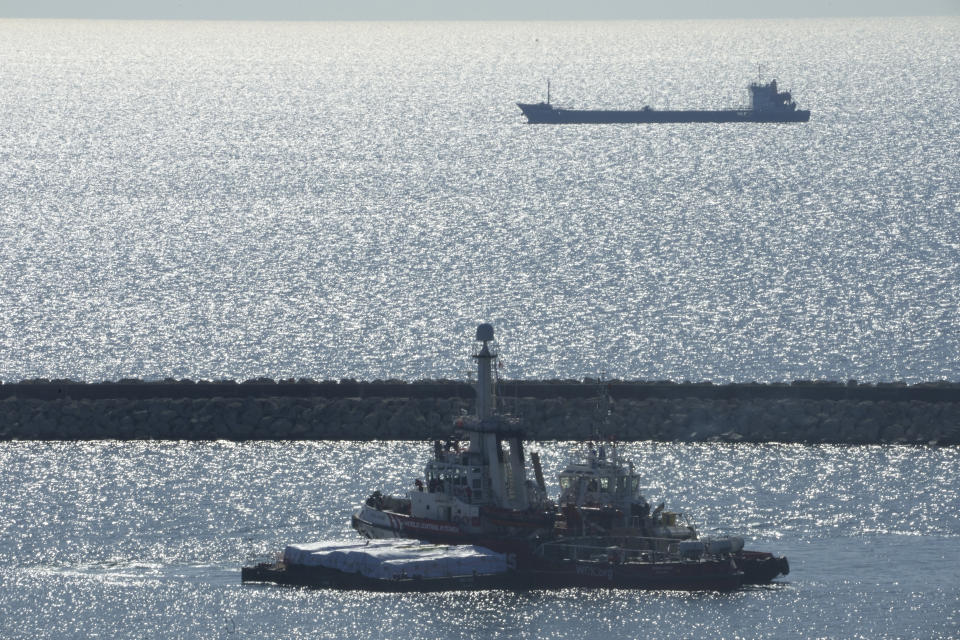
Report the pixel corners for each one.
[248,324,748,591]
[555,439,696,545]
[553,433,789,584]
[347,323,786,584]
[351,323,556,552]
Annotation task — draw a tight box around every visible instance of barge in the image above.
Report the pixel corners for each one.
[241,538,744,591]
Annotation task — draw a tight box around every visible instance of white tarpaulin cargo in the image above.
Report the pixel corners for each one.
[282,539,391,567]
[282,540,508,579]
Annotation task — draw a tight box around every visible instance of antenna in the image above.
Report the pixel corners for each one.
[547,78,551,105]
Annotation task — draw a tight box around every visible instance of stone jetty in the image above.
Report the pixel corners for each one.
[0,379,958,444]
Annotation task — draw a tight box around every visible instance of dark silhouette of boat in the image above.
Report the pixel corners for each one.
[517,78,810,124]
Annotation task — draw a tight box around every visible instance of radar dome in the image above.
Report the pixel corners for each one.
[475,323,494,342]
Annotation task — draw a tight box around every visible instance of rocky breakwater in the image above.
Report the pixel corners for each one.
[0,394,471,441]
[0,379,957,444]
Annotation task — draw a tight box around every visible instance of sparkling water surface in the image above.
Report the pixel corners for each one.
[1,17,959,640]
[0,441,957,639]
[1,18,958,383]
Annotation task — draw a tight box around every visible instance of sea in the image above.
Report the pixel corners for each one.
[0,16,958,639]
[1,441,958,639]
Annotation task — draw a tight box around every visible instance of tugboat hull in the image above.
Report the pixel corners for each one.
[526,559,742,592]
[352,505,465,543]
[354,509,788,584]
[353,501,556,549]
[737,551,790,583]
[352,506,550,567]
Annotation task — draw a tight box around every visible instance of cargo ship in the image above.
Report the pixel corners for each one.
[517,78,810,124]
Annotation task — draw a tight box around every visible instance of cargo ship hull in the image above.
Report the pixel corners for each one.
[516,104,810,124]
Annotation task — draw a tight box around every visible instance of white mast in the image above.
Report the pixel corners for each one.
[473,324,508,505]
[474,323,495,419]
[470,323,530,510]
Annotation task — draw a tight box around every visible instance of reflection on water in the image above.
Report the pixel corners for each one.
[0,441,957,638]
[0,19,958,384]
